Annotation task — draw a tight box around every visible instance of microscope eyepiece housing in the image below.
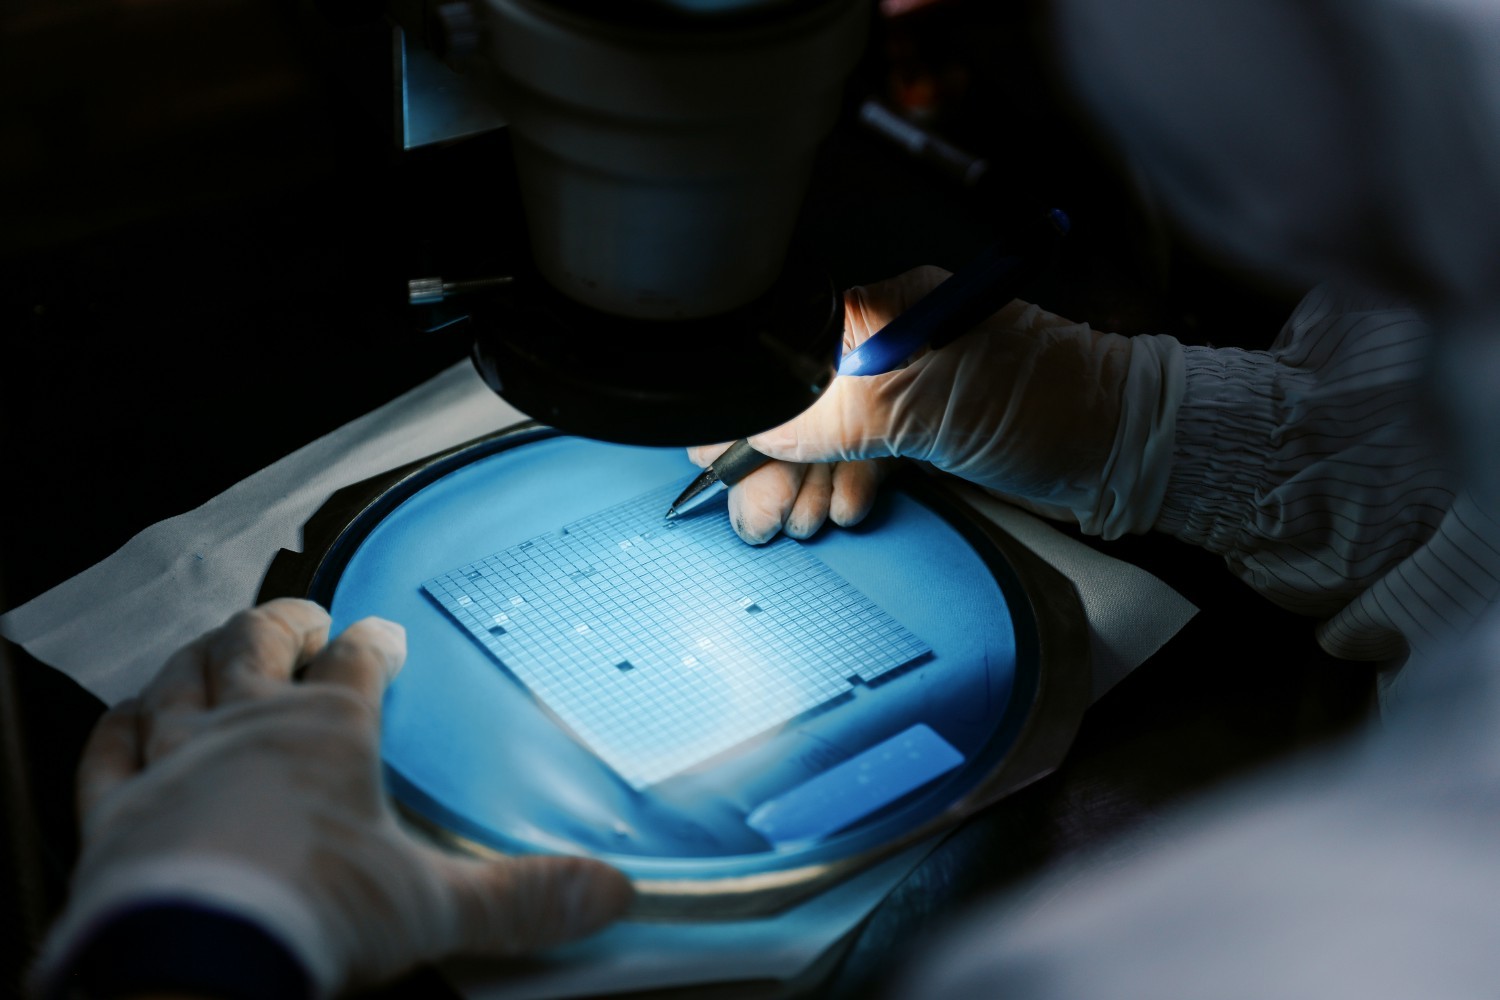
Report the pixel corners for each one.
[464,0,868,444]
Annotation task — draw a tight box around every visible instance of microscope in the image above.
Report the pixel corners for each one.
[396,0,870,445]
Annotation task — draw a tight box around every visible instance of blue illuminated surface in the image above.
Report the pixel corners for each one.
[326,435,1019,876]
[423,482,929,789]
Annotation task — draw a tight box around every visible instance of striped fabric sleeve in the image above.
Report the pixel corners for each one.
[1152,283,1500,663]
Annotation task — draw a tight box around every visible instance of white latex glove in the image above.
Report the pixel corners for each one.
[699,266,1182,543]
[34,599,633,997]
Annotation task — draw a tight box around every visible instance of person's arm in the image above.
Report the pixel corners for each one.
[692,265,1183,544]
[708,274,1497,667]
[1151,283,1500,666]
[32,600,633,1000]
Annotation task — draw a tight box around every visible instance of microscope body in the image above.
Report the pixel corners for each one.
[410,0,869,443]
[481,0,866,321]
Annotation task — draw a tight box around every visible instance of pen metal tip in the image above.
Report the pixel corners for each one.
[664,508,679,520]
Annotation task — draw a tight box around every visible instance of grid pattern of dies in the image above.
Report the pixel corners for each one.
[423,481,930,789]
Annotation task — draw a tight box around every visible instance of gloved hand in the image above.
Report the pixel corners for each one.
[35,599,633,997]
[697,266,1182,543]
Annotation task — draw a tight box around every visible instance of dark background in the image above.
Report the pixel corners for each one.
[1,1,1371,996]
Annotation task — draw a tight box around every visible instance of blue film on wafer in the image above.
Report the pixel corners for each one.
[746,723,965,846]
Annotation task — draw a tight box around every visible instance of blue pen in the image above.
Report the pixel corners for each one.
[666,209,1070,520]
[836,207,1071,375]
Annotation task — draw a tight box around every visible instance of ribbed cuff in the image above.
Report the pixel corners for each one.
[37,900,314,1000]
[1153,345,1302,552]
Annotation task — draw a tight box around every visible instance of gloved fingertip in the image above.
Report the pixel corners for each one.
[559,858,635,935]
[357,616,406,642]
[258,595,331,617]
[731,509,779,546]
[350,616,407,665]
[686,442,733,469]
[377,617,408,649]
[728,487,787,546]
[783,512,825,540]
[444,853,634,957]
[829,489,876,528]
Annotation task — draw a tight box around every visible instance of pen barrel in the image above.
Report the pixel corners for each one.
[710,439,774,488]
[837,210,1068,376]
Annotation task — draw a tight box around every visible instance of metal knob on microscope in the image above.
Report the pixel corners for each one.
[407,275,513,306]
